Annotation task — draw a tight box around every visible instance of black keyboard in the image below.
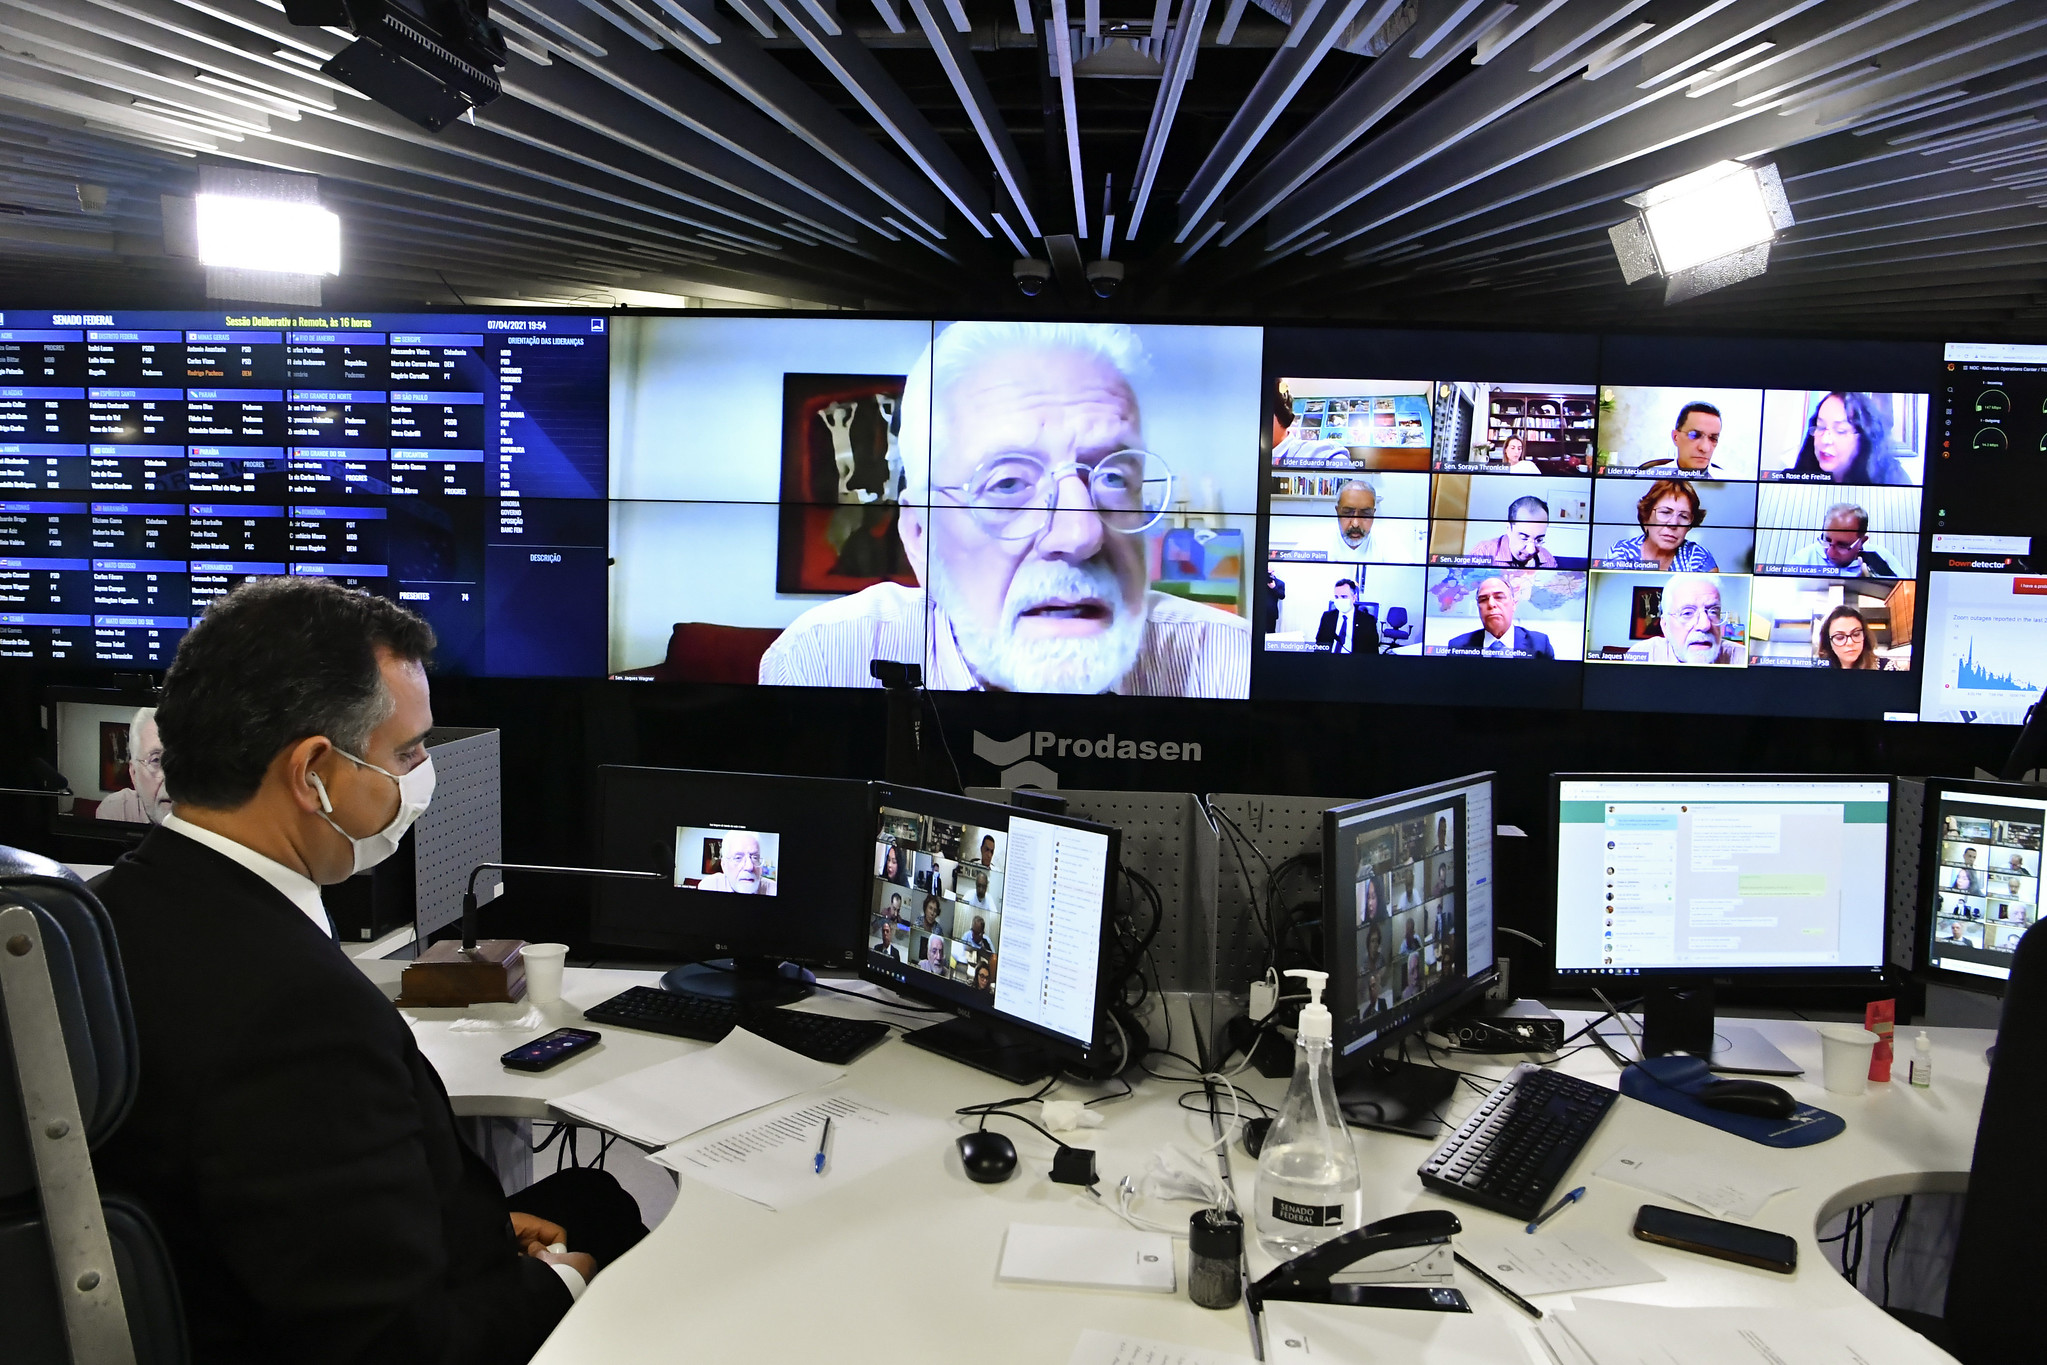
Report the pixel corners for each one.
[581,987,891,1066]
[1417,1062,1617,1221]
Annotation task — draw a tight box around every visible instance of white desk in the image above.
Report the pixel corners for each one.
[401,976,1985,1364]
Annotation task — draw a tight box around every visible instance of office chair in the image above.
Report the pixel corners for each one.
[1381,606,1411,651]
[1892,917,2047,1362]
[0,845,187,1365]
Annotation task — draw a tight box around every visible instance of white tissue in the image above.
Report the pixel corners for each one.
[448,1005,547,1032]
[1042,1100,1107,1134]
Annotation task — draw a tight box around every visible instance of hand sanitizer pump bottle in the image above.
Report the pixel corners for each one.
[1254,969,1364,1259]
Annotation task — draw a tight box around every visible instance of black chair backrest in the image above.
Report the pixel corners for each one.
[1945,917,2047,1362]
[0,846,139,1199]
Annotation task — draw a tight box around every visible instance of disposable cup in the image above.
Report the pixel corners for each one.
[522,943,568,1005]
[1818,1025,1881,1095]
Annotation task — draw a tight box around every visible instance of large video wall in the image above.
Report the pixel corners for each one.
[11,309,2026,727]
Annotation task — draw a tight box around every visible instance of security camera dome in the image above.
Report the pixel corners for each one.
[1012,258,1051,298]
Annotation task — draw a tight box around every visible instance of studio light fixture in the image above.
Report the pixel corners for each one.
[1608,160,1794,304]
[194,195,341,276]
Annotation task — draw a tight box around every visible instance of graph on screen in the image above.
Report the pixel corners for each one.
[1922,571,2047,722]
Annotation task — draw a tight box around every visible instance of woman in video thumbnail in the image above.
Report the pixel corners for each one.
[880,843,907,886]
[1607,480,1716,572]
[920,894,944,932]
[1357,872,1381,926]
[1816,605,1895,670]
[974,960,996,991]
[1784,392,1912,485]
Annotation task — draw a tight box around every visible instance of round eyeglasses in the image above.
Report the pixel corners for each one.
[930,449,1173,541]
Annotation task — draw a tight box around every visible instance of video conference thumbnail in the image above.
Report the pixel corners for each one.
[1262,374,1927,684]
[870,807,1006,994]
[1349,803,1460,1021]
[1933,808,2043,960]
[607,318,1262,697]
[674,826,778,895]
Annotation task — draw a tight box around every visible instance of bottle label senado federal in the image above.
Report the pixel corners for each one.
[1271,1197,1343,1227]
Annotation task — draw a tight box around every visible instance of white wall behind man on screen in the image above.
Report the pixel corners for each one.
[609,317,937,501]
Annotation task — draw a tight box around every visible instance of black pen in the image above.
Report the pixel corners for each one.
[1453,1251,1544,1321]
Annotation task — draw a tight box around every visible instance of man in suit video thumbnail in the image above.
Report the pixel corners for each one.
[1315,578,1379,655]
[1448,575,1554,658]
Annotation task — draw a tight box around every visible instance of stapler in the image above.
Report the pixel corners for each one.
[1249,1210,1470,1313]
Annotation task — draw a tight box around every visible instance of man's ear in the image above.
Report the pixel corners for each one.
[283,735,335,814]
[898,502,928,584]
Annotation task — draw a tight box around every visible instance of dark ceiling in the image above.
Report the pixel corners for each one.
[2,0,2045,333]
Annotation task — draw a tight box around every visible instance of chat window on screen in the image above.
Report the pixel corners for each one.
[1556,788,1889,973]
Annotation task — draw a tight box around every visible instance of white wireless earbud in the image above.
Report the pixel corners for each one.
[309,771,334,814]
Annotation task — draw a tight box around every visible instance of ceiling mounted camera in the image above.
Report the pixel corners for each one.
[1085,260,1124,301]
[1013,258,1051,298]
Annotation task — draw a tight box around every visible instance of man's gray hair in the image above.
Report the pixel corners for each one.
[899,321,1149,503]
[1336,474,1380,500]
[1826,502,1870,533]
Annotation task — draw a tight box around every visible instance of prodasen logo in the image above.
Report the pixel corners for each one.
[971,729,1205,790]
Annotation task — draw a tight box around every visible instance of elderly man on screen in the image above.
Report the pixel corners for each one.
[1636,573,1746,665]
[695,830,774,895]
[97,705,173,824]
[759,322,1250,696]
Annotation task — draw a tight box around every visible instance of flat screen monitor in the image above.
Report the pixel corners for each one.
[1919,778,2046,991]
[1321,772,1496,1135]
[1552,775,1892,981]
[46,685,165,840]
[0,307,609,676]
[860,783,1120,1082]
[592,765,872,1002]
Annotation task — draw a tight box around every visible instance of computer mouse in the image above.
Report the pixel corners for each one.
[1242,1116,1273,1158]
[957,1130,1018,1183]
[1695,1078,1799,1119]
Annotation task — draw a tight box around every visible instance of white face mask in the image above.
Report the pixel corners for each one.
[309,749,436,875]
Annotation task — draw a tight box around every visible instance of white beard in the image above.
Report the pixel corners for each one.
[933,555,1147,694]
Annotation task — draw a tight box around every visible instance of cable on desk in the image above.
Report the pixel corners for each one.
[689,958,948,1014]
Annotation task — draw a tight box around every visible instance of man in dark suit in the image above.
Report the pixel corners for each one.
[1315,578,1379,655]
[96,578,645,1364]
[1447,575,1554,658]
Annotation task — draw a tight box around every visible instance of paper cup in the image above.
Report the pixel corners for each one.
[1818,1025,1881,1094]
[522,943,568,1005]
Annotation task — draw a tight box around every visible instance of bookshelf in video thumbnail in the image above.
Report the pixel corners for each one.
[1263,374,1927,687]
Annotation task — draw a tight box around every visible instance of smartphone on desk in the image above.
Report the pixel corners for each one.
[501,1028,602,1072]
[1632,1205,1797,1274]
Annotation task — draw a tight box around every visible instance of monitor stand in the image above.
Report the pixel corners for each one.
[1335,1058,1459,1139]
[902,1015,1057,1084]
[660,957,812,1008]
[1596,983,1804,1077]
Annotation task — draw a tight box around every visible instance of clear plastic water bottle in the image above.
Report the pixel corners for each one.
[1254,969,1364,1260]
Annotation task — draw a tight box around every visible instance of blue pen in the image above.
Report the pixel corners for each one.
[813,1116,832,1176]
[1526,1186,1583,1234]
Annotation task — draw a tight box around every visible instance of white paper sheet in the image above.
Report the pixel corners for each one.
[446,1004,547,1033]
[648,1085,946,1210]
[1592,1144,1795,1219]
[1456,1230,1665,1297]
[550,1027,841,1147]
[1066,1330,1255,1365]
[1263,1302,1534,1364]
[1001,1224,1176,1293]
[1552,1299,1952,1365]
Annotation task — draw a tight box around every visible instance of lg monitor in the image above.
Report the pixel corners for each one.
[1324,771,1497,1136]
[1552,774,1893,1073]
[861,783,1120,1083]
[592,766,872,1004]
[1918,778,2046,992]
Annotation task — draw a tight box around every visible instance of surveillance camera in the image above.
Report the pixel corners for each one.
[1085,259,1124,300]
[1012,258,1050,297]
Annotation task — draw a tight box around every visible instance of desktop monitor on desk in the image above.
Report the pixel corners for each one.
[593,766,872,1004]
[1918,778,2046,992]
[862,783,1121,1083]
[1551,774,1893,1074]
[1323,771,1498,1137]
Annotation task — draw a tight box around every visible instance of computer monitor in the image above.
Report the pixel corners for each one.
[861,783,1121,1083]
[45,685,167,842]
[1323,772,1497,1136]
[592,766,872,1004]
[1552,774,1893,1073]
[1918,778,2046,992]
